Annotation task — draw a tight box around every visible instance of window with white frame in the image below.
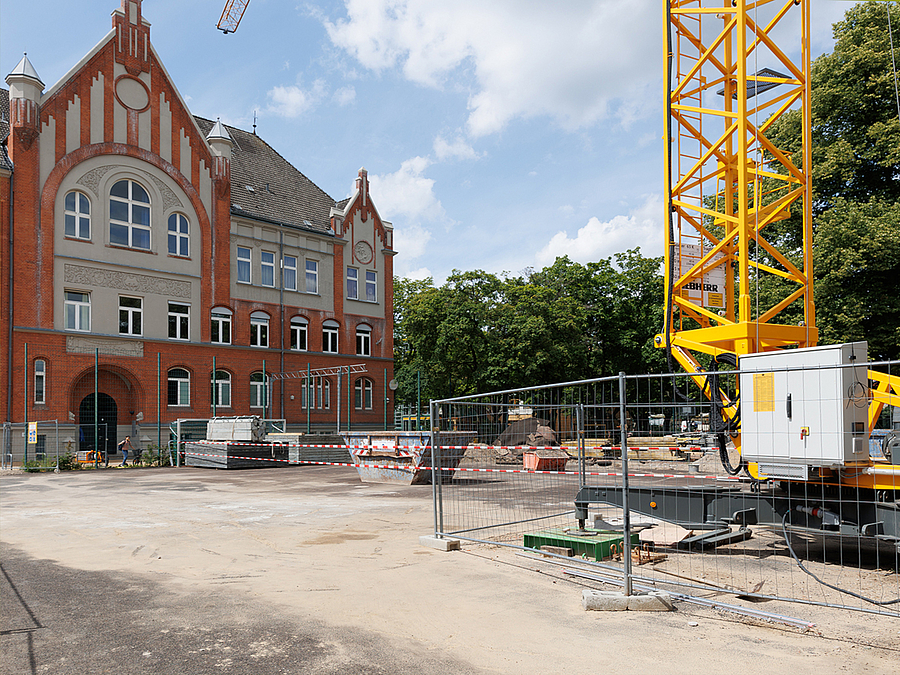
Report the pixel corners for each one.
[250,372,270,409]
[64,291,90,331]
[261,250,275,287]
[250,311,269,348]
[305,259,318,294]
[356,324,371,356]
[65,191,91,239]
[290,316,308,351]
[237,246,251,283]
[322,320,339,353]
[354,378,373,410]
[118,296,142,336]
[167,213,190,257]
[168,368,190,406]
[109,179,151,249]
[347,267,358,299]
[365,270,377,302]
[301,376,331,410]
[283,255,297,291]
[211,370,231,408]
[168,302,190,340]
[211,308,232,344]
[34,360,46,404]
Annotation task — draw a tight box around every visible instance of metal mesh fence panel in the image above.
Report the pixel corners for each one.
[430,361,900,618]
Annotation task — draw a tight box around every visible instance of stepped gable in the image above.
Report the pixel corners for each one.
[195,116,336,235]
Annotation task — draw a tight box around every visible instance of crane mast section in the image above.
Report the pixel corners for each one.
[217,0,250,34]
[659,0,815,358]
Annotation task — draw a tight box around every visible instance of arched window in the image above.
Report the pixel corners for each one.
[302,376,331,409]
[356,324,372,356]
[250,372,270,409]
[211,307,232,344]
[109,179,151,249]
[211,370,231,408]
[250,311,269,348]
[354,378,373,410]
[167,213,190,257]
[34,359,46,404]
[168,368,190,406]
[65,191,91,239]
[322,320,339,353]
[290,316,308,351]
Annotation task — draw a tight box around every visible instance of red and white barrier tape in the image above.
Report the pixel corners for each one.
[181,450,743,481]
[190,440,709,453]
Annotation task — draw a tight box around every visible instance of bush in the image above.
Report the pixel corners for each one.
[57,451,81,471]
[22,456,58,473]
[138,444,170,467]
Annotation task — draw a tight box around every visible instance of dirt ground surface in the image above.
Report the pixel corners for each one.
[1,465,898,675]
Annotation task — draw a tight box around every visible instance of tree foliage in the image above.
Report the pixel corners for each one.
[392,251,664,404]
[760,1,900,356]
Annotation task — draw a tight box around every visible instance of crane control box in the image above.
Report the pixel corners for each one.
[739,342,870,480]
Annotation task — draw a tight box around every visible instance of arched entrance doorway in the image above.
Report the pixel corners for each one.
[79,393,118,457]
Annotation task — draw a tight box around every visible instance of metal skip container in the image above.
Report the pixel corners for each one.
[343,431,476,484]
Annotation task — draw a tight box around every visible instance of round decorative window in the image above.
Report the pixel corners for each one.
[355,241,373,264]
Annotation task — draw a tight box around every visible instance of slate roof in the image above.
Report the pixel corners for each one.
[194,116,337,235]
[0,89,12,173]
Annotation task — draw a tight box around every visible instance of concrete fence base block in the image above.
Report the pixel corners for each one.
[419,535,461,551]
[582,589,674,612]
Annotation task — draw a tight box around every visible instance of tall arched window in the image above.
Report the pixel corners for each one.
[302,377,331,409]
[250,372,270,409]
[65,191,91,239]
[167,213,190,257]
[34,359,46,404]
[356,324,372,356]
[290,316,308,351]
[250,311,269,348]
[211,370,231,408]
[109,179,151,249]
[323,320,339,353]
[211,307,232,344]
[354,378,373,410]
[168,368,190,406]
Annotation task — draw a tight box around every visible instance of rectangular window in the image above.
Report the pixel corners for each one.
[237,246,251,283]
[211,372,231,408]
[347,267,359,299]
[65,291,91,331]
[323,326,338,353]
[283,255,297,291]
[365,270,377,302]
[261,250,275,287]
[168,303,190,340]
[305,260,318,294]
[290,320,307,351]
[167,370,190,406]
[250,316,269,348]
[211,310,231,344]
[118,296,142,336]
[356,330,371,356]
[34,360,46,404]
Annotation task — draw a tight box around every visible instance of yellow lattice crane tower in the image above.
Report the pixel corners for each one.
[656,0,899,489]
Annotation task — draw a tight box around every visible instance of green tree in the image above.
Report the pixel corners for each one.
[761,1,900,353]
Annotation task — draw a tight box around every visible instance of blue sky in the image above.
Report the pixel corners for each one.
[2,0,851,282]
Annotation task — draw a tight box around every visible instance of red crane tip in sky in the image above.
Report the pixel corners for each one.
[217,0,250,34]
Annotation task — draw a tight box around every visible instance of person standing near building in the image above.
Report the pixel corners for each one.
[117,436,134,467]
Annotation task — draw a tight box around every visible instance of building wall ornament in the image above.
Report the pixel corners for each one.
[64,264,191,298]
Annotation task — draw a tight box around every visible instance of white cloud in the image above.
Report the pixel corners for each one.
[324,0,660,137]
[536,194,663,267]
[368,156,446,223]
[333,85,356,106]
[400,266,433,281]
[433,134,478,161]
[265,80,327,118]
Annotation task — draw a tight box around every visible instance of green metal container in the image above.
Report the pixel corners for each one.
[523,529,640,561]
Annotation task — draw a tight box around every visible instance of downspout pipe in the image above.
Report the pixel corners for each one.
[6,158,13,423]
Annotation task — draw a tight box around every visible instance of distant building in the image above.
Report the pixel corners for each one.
[1,0,395,457]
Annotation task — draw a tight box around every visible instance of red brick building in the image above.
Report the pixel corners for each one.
[1,0,395,458]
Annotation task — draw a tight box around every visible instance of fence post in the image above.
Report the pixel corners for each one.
[618,371,633,596]
[430,400,442,537]
[577,403,585,488]
[157,352,161,450]
[23,343,28,465]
